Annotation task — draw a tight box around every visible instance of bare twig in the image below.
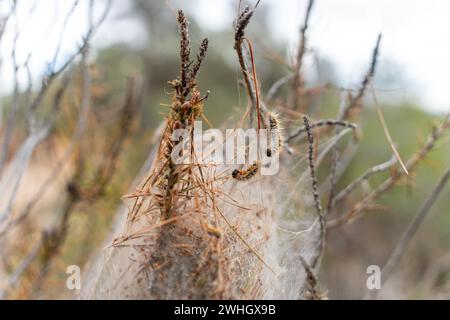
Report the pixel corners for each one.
[371,85,408,175]
[286,119,357,143]
[291,0,315,110]
[340,34,381,121]
[299,255,320,300]
[242,37,263,129]
[332,155,397,207]
[234,5,257,121]
[266,74,293,101]
[303,116,325,268]
[190,38,209,85]
[0,75,71,226]
[27,0,110,119]
[304,116,323,217]
[327,112,450,228]
[177,10,191,100]
[51,0,80,70]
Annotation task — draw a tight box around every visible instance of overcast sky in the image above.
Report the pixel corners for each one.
[1,0,450,114]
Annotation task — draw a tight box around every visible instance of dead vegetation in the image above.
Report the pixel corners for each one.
[1,1,450,300]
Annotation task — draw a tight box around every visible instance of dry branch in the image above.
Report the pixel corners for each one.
[327,112,450,228]
[291,0,315,110]
[303,116,325,268]
[286,119,357,143]
[340,34,382,121]
[331,155,397,207]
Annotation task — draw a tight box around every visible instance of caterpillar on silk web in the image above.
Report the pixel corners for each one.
[266,112,284,157]
[232,161,260,181]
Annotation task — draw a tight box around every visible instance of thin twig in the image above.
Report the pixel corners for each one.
[0,74,71,226]
[332,155,397,207]
[299,255,320,300]
[303,116,325,268]
[371,85,408,175]
[368,164,450,299]
[304,116,323,217]
[286,119,357,143]
[189,38,209,85]
[327,112,450,228]
[291,0,315,110]
[340,34,381,121]
[177,10,191,100]
[242,37,263,129]
[51,0,80,70]
[266,74,293,101]
[234,5,257,121]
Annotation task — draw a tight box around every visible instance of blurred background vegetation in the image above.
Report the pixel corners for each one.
[1,0,449,299]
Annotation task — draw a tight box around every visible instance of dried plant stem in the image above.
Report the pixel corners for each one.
[328,112,450,228]
[299,255,319,300]
[340,34,381,121]
[304,116,323,217]
[287,119,357,143]
[190,38,209,84]
[234,6,257,121]
[177,9,191,100]
[322,37,381,217]
[242,37,263,129]
[158,10,209,220]
[266,74,293,101]
[303,116,325,268]
[371,85,408,175]
[332,155,397,207]
[368,164,450,299]
[291,0,314,110]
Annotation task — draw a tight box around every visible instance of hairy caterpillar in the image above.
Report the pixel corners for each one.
[202,222,222,238]
[266,112,284,157]
[232,161,260,181]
